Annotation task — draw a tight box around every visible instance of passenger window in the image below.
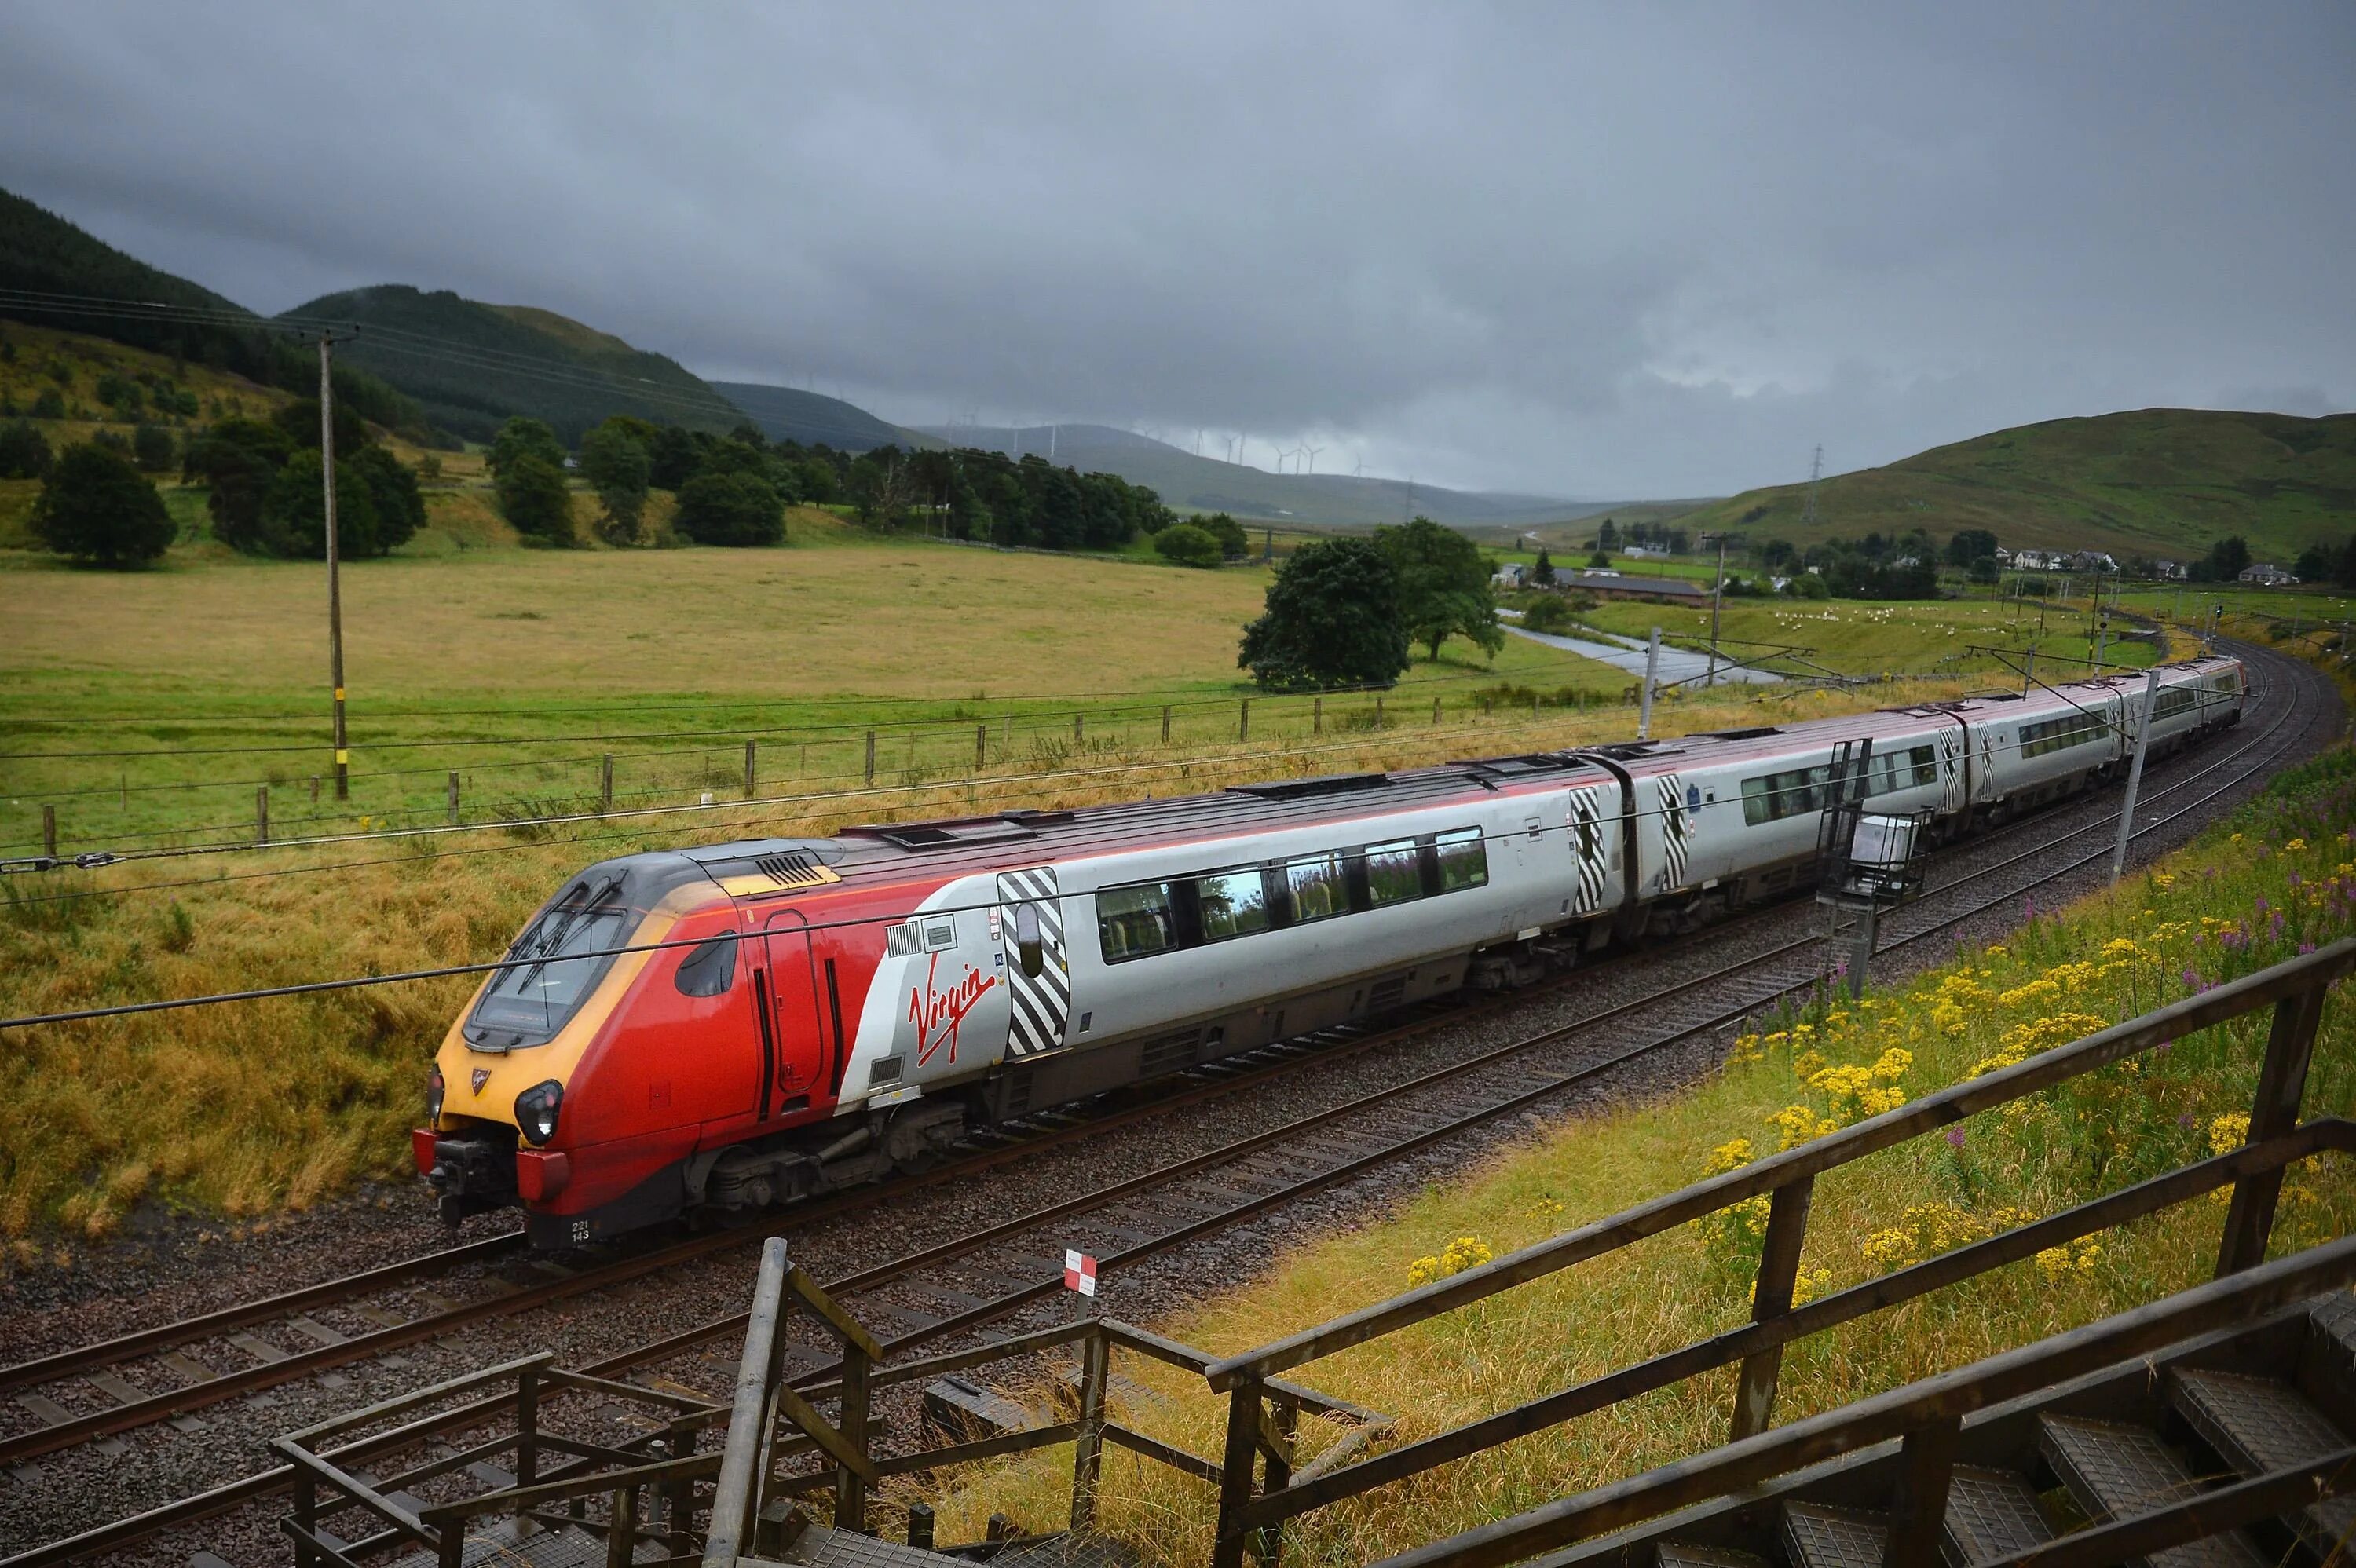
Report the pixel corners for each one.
[1196,870,1271,941]
[1097,883,1176,962]
[1364,838,1424,907]
[674,933,739,998]
[1285,853,1348,923]
[1910,745,1937,788]
[1436,827,1488,890]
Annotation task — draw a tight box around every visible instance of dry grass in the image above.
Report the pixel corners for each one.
[902,754,2356,1563]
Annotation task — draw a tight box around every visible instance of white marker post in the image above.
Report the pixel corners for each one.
[1637,627,1661,740]
[2109,666,2161,884]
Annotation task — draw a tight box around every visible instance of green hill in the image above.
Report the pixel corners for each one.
[1677,408,2356,562]
[709,380,919,451]
[0,185,422,434]
[278,285,746,444]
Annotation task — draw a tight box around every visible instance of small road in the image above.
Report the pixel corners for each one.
[1504,623,1783,684]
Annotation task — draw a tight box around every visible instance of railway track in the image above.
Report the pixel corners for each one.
[2,641,2329,1566]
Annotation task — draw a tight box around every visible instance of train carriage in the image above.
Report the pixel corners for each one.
[418,653,2245,1248]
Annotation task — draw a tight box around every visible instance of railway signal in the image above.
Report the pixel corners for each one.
[1063,1249,1099,1297]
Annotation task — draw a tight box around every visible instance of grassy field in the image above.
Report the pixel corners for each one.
[913,746,2356,1564]
[1673,408,2356,564]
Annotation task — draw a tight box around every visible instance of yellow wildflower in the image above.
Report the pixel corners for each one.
[1704,1138,1755,1175]
[2208,1112,2251,1156]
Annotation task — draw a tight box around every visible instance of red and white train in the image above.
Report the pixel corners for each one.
[418,656,2245,1246]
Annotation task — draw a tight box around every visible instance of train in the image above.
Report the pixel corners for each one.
[416,655,2247,1247]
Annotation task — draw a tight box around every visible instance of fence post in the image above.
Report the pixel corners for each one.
[447,771,459,827]
[42,804,56,861]
[1162,705,1173,744]
[1075,712,1085,745]
[744,740,757,798]
[605,1484,636,1568]
[2217,982,2329,1275]
[1312,696,1323,735]
[661,1422,697,1556]
[1432,696,1441,726]
[836,1336,873,1532]
[256,786,269,846]
[1070,1323,1110,1530]
[1212,1375,1266,1568]
[1729,1175,1815,1439]
[976,724,987,773]
[864,730,876,786]
[1881,1413,1962,1567]
[1374,694,1384,726]
[907,1503,935,1549]
[310,775,320,804]
[1239,700,1249,741]
[515,1363,539,1488]
[600,753,613,810]
[291,1467,318,1568]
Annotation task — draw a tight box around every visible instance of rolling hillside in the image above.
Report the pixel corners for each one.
[1677,408,2356,561]
[710,380,921,451]
[277,285,746,443]
[913,421,1643,529]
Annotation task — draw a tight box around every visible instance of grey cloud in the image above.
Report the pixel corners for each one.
[2,2,2349,497]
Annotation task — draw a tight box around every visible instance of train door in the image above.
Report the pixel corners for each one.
[1652,772,1695,894]
[994,868,1073,1059]
[758,911,827,1117]
[1565,784,1613,915]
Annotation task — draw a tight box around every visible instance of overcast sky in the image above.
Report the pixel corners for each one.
[4,3,2350,499]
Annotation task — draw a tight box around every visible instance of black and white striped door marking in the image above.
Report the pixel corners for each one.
[1567,785,1610,914]
[1937,726,1965,812]
[1656,772,1692,890]
[997,867,1071,1058]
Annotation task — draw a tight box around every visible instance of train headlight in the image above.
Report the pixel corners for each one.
[514,1080,564,1146]
[426,1065,445,1125]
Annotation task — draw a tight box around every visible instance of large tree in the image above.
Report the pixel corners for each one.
[1238,537,1410,691]
[182,416,294,553]
[487,417,568,481]
[496,453,578,546]
[33,442,175,568]
[0,420,51,480]
[1374,515,1504,661]
[675,470,785,546]
[579,417,653,545]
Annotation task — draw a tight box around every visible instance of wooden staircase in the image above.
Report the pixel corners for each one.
[1622,1291,2356,1567]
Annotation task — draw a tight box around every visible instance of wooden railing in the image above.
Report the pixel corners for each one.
[1199,935,2356,1566]
[703,1236,1388,1560]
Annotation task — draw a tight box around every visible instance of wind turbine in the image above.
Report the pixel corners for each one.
[1302,443,1324,476]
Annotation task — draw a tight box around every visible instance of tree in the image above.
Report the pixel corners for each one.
[580,418,653,545]
[2207,535,2252,579]
[1945,528,1999,567]
[131,422,175,473]
[1153,523,1222,568]
[33,443,175,568]
[0,421,51,480]
[31,387,66,420]
[647,423,700,490]
[272,397,371,456]
[347,446,425,554]
[496,454,578,546]
[1588,548,1611,568]
[1374,516,1503,661]
[1521,594,1573,633]
[1531,546,1555,587]
[263,449,400,558]
[1199,512,1249,561]
[1596,517,1619,550]
[1238,538,1410,691]
[2336,537,2356,592]
[183,417,295,553]
[488,417,567,481]
[2294,543,2332,583]
[675,470,785,546]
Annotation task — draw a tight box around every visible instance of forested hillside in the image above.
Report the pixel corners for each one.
[0,185,422,436]
[280,285,746,444]
[711,380,918,451]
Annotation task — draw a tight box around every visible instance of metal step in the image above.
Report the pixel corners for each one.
[2037,1414,2265,1568]
[1941,1464,2055,1566]
[2168,1367,2356,1558]
[1779,1502,1887,1568]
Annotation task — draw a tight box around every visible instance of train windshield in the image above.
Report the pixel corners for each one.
[465,876,644,1049]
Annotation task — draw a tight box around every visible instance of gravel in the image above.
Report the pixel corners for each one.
[9,641,2335,1566]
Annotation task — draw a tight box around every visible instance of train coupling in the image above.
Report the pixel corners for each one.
[419,1124,520,1223]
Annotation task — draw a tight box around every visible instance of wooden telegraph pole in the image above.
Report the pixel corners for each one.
[315,329,357,801]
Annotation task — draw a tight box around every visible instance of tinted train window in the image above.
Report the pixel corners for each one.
[1436,827,1489,890]
[2155,687,2197,720]
[1364,838,1423,907]
[1868,745,1937,797]
[675,933,739,997]
[1196,870,1271,941]
[2020,715,2106,758]
[1286,853,1348,923]
[1098,883,1177,962]
[1740,765,1829,825]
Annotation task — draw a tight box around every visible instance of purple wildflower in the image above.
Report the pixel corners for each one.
[2178,1113,2197,1129]
[1946,1126,1966,1150]
[2301,942,2317,954]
